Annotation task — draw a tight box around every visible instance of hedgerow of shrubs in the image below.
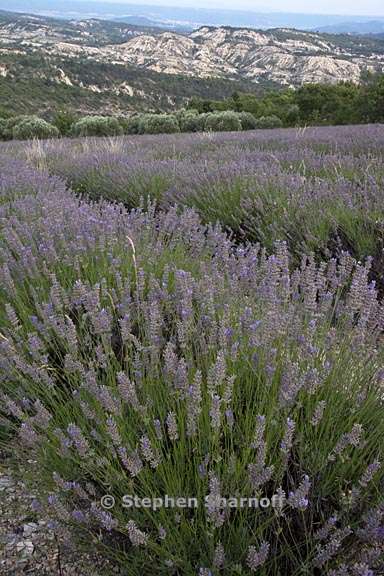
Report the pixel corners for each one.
[239,111,259,130]
[176,109,206,133]
[71,115,124,137]
[0,110,288,141]
[1,115,31,140]
[178,113,206,133]
[119,115,142,135]
[0,117,7,140]
[1,115,52,140]
[204,111,243,132]
[52,109,79,136]
[137,113,181,134]
[12,116,60,140]
[254,115,284,129]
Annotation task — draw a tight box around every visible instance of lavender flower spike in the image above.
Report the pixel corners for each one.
[246,541,270,571]
[127,520,149,547]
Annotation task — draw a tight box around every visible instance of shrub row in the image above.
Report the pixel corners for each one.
[0,111,283,140]
[70,115,123,137]
[123,111,283,135]
[0,115,60,140]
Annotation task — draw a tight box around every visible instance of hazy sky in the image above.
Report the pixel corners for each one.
[97,0,384,16]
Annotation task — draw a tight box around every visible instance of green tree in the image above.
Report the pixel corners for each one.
[52,109,78,136]
[231,91,242,112]
[361,75,384,123]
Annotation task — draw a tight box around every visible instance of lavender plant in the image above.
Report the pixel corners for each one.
[0,129,384,575]
[13,125,383,277]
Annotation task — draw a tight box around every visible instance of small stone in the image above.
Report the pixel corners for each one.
[16,540,34,556]
[0,477,13,491]
[23,522,39,536]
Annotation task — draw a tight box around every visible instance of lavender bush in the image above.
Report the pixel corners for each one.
[14,125,384,273]
[0,127,384,574]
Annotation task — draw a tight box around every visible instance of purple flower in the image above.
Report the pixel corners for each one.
[72,509,87,523]
[140,435,160,468]
[67,424,89,457]
[166,411,179,441]
[288,475,311,511]
[246,541,270,571]
[126,520,148,546]
[280,417,295,456]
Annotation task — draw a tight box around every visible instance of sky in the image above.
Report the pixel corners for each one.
[95,0,384,17]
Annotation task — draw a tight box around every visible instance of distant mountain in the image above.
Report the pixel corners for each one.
[1,10,384,116]
[115,15,192,32]
[2,0,384,33]
[0,9,164,44]
[0,10,265,115]
[315,20,384,35]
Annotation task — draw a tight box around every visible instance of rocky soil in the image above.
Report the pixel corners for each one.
[0,455,119,576]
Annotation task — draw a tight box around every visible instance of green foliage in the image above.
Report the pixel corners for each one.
[0,115,29,140]
[12,116,59,140]
[71,115,124,137]
[187,75,384,128]
[238,111,258,130]
[138,113,180,134]
[52,109,79,136]
[0,118,7,140]
[254,115,284,129]
[204,111,242,132]
[197,90,295,125]
[361,74,384,123]
[7,115,31,129]
[2,73,384,140]
[284,104,300,126]
[119,115,143,135]
[178,110,207,132]
[174,108,198,121]
[187,96,215,113]
[295,82,361,125]
[0,49,261,118]
[0,106,11,119]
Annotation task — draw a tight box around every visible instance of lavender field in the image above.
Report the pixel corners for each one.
[1,125,384,575]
